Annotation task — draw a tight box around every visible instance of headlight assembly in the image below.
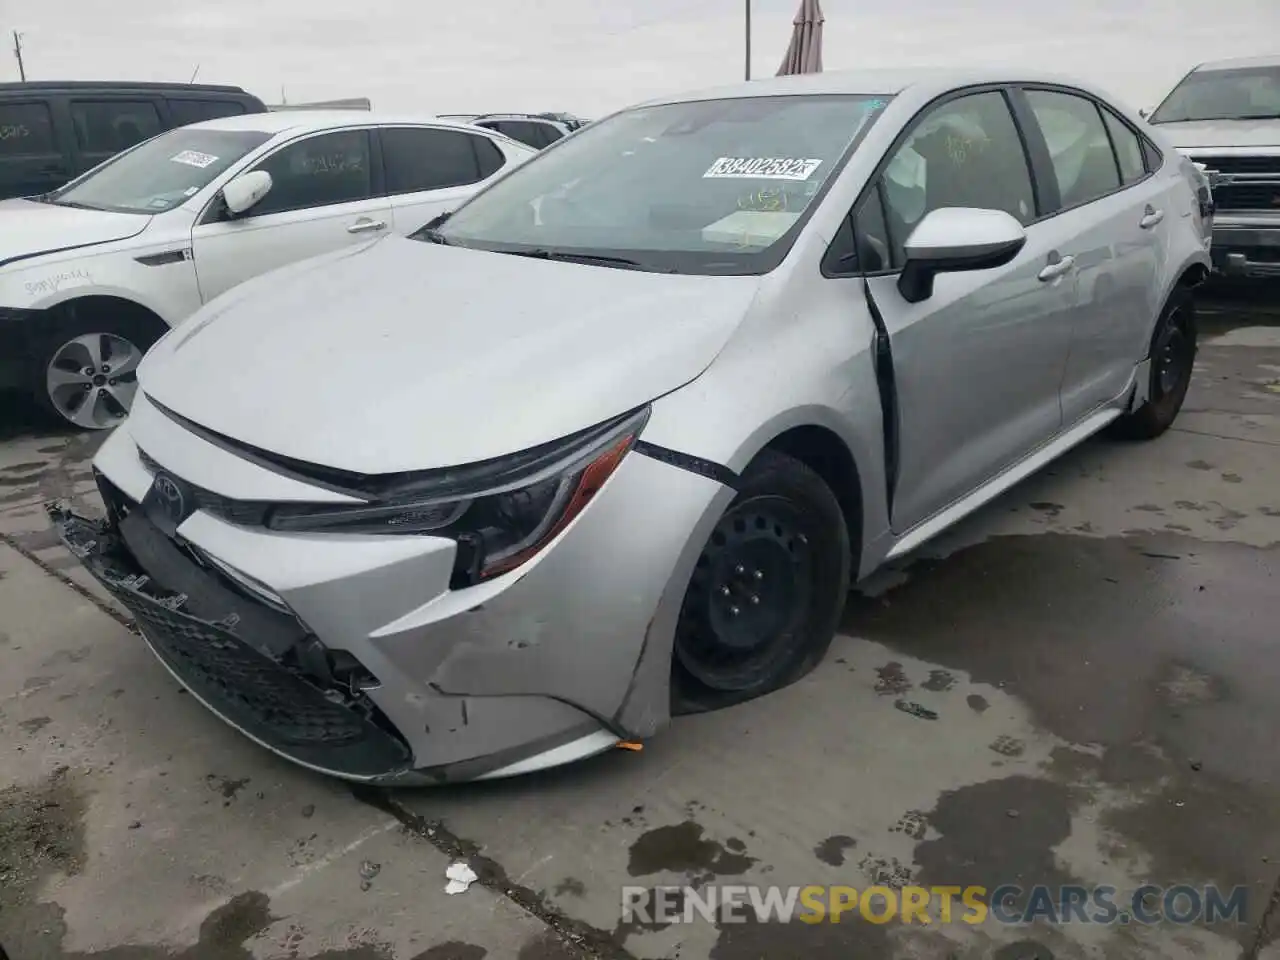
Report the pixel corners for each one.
[266,406,650,587]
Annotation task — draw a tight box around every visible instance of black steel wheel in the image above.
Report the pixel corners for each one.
[1109,287,1197,441]
[672,449,851,711]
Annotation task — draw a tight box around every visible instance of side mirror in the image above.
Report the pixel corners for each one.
[221,170,273,217]
[897,207,1027,304]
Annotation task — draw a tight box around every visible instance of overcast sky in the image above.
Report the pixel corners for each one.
[5,0,1280,117]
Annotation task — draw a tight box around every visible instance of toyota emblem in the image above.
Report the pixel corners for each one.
[153,474,186,524]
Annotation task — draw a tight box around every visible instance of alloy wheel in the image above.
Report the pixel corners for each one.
[45,332,143,430]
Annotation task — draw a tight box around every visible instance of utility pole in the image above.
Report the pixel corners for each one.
[12,30,26,82]
[744,0,751,80]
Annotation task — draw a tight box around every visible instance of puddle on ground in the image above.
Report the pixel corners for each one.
[843,531,1280,951]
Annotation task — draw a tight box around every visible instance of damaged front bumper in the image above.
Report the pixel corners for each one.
[47,500,421,783]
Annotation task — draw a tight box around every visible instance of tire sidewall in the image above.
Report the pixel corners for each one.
[673,449,852,709]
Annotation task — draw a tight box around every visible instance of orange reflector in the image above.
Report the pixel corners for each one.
[615,740,644,752]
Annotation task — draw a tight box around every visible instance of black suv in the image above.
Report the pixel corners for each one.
[0,81,267,201]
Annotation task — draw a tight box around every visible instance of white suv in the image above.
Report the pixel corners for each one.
[0,111,535,429]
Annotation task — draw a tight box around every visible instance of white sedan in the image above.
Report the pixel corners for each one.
[0,112,536,429]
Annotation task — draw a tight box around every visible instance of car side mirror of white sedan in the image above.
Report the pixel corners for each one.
[222,170,273,217]
[897,207,1027,304]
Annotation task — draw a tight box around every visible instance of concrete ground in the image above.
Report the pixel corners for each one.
[2,283,1280,960]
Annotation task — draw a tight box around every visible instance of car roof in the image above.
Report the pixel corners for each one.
[472,113,560,122]
[0,80,251,94]
[637,66,1114,107]
[1194,54,1280,72]
[186,110,514,137]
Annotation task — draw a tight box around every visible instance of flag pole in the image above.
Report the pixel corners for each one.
[744,0,751,80]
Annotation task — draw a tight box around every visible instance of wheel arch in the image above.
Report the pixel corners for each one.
[757,424,865,572]
[44,291,173,336]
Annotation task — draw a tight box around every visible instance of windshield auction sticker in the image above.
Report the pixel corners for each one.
[170,150,219,169]
[703,157,823,180]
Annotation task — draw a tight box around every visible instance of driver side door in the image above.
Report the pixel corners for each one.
[190,128,393,304]
[857,88,1079,534]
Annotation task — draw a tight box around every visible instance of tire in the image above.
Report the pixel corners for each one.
[671,448,852,714]
[1108,287,1197,441]
[31,308,166,432]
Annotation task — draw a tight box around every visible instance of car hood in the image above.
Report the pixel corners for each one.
[140,236,760,474]
[1153,119,1280,150]
[0,198,151,267]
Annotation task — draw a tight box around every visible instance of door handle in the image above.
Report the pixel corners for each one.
[347,218,387,235]
[1139,206,1165,229]
[1038,254,1075,282]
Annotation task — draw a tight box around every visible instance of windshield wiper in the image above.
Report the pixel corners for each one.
[497,249,653,270]
[409,211,453,243]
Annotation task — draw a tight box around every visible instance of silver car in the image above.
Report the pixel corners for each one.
[52,68,1213,784]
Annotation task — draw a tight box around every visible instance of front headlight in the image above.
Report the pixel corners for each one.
[266,406,650,587]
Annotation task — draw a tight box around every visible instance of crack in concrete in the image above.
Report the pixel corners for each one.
[0,531,137,634]
[352,786,636,960]
[1171,426,1280,448]
[1244,870,1280,960]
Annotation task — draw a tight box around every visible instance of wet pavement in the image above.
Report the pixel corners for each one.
[1,283,1280,959]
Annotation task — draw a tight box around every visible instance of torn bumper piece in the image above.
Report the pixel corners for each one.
[47,502,415,782]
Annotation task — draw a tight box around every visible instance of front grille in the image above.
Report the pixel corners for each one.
[125,593,368,746]
[1193,155,1280,212]
[136,447,270,526]
[57,509,413,779]
[1211,183,1280,212]
[1195,155,1280,176]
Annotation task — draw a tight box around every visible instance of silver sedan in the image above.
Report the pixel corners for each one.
[52,67,1213,784]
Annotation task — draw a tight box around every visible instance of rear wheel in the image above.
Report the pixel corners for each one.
[33,309,166,431]
[672,449,851,713]
[1109,287,1197,441]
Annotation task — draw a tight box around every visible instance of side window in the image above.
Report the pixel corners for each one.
[490,121,543,148]
[382,127,496,194]
[0,102,57,157]
[248,130,373,216]
[539,124,565,146]
[879,90,1035,265]
[1099,107,1145,184]
[70,100,162,154]
[167,99,247,127]
[1024,90,1120,208]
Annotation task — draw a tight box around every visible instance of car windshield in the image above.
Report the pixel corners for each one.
[42,128,274,214]
[427,94,891,275]
[1150,65,1280,123]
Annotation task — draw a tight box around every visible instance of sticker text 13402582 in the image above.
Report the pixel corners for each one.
[170,150,219,169]
[703,157,822,180]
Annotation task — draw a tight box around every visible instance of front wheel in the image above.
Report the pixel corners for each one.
[1109,287,1197,441]
[33,312,165,431]
[671,449,852,713]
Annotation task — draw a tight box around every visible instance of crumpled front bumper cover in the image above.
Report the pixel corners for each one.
[46,501,416,782]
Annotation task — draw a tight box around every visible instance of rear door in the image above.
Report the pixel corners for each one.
[378,125,512,233]
[0,98,70,199]
[190,127,394,303]
[1014,86,1166,422]
[67,97,164,176]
